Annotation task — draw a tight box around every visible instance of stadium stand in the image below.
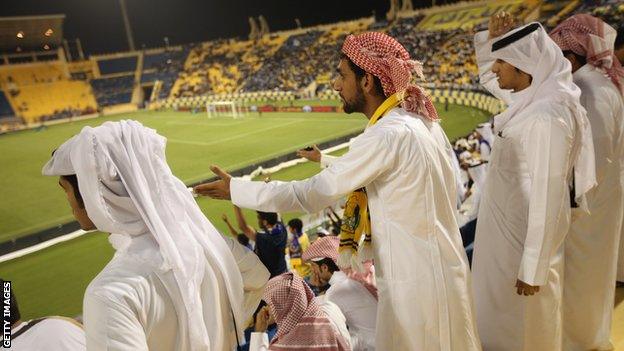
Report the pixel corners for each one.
[141,47,189,99]
[1,0,622,128]
[0,91,15,118]
[0,61,67,86]
[96,55,138,75]
[9,80,97,123]
[171,34,286,97]
[90,75,134,107]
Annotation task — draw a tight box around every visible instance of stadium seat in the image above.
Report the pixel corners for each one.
[90,75,134,107]
[8,80,97,123]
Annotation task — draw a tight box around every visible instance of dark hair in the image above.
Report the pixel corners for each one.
[0,279,20,325]
[61,174,84,208]
[616,26,624,49]
[257,211,278,226]
[562,50,587,67]
[287,218,303,233]
[237,233,249,247]
[316,257,340,274]
[341,54,386,98]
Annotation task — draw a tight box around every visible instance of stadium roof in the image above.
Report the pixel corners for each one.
[0,14,65,53]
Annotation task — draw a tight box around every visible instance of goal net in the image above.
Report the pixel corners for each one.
[206,101,247,119]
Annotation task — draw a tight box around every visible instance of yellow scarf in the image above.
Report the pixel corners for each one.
[337,92,403,269]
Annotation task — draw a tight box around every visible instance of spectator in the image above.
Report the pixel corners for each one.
[231,205,288,277]
[2,279,86,351]
[249,273,351,351]
[286,218,311,278]
[303,237,378,351]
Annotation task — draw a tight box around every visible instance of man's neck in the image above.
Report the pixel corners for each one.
[513,80,531,93]
[363,95,387,120]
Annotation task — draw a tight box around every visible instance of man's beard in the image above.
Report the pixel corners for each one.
[342,87,366,114]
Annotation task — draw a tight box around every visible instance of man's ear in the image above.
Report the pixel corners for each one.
[320,263,328,274]
[362,73,375,94]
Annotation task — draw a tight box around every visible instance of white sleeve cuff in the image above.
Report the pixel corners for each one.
[320,154,338,169]
[249,332,270,351]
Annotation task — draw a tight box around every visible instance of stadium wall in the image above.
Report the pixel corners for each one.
[156,88,505,115]
[319,88,506,115]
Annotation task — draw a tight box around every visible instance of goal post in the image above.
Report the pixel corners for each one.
[206,100,248,119]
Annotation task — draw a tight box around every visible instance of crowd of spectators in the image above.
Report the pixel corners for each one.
[242,31,324,92]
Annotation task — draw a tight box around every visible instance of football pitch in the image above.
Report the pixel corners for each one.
[0,102,490,320]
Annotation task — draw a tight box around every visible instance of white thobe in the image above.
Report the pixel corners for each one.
[324,271,377,351]
[231,108,481,351]
[472,31,584,351]
[10,318,86,351]
[83,234,269,351]
[472,101,577,351]
[563,64,624,350]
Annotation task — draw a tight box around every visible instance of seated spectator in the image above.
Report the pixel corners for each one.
[303,237,378,351]
[2,279,86,350]
[616,26,623,62]
[286,218,310,278]
[249,273,351,351]
[231,205,288,277]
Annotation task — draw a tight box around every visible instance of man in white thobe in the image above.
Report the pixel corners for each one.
[550,14,624,350]
[472,13,596,351]
[196,32,481,351]
[42,120,270,351]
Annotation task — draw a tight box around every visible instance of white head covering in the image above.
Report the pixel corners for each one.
[42,120,245,350]
[488,22,596,211]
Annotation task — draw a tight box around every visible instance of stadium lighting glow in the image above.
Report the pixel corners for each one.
[16,31,24,39]
[45,29,54,37]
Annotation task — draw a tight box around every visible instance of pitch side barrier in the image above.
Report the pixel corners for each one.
[0,131,361,259]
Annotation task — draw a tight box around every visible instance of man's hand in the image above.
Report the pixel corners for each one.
[193,165,232,200]
[254,306,270,332]
[310,269,322,288]
[489,11,516,39]
[515,279,540,296]
[296,145,322,163]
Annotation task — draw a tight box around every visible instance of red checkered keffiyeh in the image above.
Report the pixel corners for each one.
[550,14,624,95]
[341,32,439,121]
[302,236,378,299]
[302,236,340,263]
[263,273,350,351]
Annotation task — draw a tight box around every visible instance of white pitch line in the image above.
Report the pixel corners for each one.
[167,120,301,147]
[0,229,91,263]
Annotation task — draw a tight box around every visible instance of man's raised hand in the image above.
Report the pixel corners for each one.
[489,11,516,40]
[193,165,232,200]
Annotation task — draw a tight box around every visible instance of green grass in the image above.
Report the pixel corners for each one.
[0,102,490,320]
[0,110,366,242]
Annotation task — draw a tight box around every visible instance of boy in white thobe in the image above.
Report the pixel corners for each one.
[472,14,595,351]
[43,120,269,351]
